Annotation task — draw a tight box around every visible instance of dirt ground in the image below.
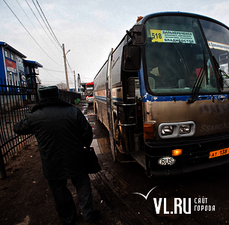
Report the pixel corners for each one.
[0,140,121,225]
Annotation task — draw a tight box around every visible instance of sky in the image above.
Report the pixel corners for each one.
[1,0,229,89]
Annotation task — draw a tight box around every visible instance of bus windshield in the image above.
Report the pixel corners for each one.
[86,84,93,97]
[200,19,229,92]
[144,15,224,95]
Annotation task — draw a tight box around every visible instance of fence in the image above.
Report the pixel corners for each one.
[0,80,81,178]
[59,89,81,104]
[0,79,37,178]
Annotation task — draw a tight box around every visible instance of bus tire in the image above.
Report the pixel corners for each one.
[114,120,126,154]
[95,104,99,121]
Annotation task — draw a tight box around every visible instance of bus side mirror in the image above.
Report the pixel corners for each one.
[131,25,146,46]
[122,45,141,72]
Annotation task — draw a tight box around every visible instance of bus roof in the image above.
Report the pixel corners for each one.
[138,11,229,29]
[86,82,94,86]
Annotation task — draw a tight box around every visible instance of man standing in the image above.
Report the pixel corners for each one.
[14,86,100,224]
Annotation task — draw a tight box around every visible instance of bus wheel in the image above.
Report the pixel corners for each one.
[114,120,126,154]
[95,104,99,121]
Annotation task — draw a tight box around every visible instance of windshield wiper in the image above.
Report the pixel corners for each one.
[187,51,207,104]
[212,56,224,89]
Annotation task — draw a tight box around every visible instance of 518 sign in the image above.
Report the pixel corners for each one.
[150,30,163,42]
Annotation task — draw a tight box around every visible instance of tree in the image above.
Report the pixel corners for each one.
[57,82,67,90]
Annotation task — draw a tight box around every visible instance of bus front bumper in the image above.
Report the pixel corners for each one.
[144,134,229,176]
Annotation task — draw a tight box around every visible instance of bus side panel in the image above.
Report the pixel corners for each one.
[94,61,109,130]
[96,99,109,131]
[110,41,124,113]
[94,40,124,130]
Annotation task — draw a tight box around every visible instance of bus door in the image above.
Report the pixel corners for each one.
[119,39,146,169]
[125,76,146,170]
[106,49,116,161]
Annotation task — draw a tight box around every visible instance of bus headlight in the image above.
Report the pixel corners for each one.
[158,121,195,139]
[179,124,191,134]
[161,125,174,135]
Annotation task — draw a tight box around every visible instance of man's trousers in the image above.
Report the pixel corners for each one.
[48,173,94,224]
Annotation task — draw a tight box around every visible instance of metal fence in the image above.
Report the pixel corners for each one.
[0,80,81,178]
[0,79,37,178]
[59,89,81,104]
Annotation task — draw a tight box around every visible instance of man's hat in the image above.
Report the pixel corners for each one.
[38,86,59,99]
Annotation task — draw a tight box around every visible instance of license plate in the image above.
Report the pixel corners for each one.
[209,148,229,159]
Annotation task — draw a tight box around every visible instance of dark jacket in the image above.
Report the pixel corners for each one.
[14,98,93,180]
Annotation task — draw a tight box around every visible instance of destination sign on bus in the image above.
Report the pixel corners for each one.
[208,41,229,52]
[150,29,196,44]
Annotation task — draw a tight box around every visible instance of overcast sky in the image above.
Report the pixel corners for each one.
[1,0,229,88]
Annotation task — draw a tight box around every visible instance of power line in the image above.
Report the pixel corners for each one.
[36,0,62,47]
[31,0,74,77]
[31,0,61,51]
[24,0,62,55]
[33,0,74,80]
[41,69,67,86]
[33,0,62,48]
[3,0,60,65]
[42,67,74,86]
[4,0,75,87]
[43,67,74,74]
[43,68,64,73]
[66,59,73,72]
[42,68,64,79]
[16,0,59,57]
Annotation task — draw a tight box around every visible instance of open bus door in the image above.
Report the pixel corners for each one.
[106,49,116,161]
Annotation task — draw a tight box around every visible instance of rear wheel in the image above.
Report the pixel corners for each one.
[95,104,99,121]
[114,120,126,154]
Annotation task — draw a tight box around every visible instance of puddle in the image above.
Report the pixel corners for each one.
[97,138,111,153]
[91,138,111,154]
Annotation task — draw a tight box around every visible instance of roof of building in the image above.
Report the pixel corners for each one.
[23,59,43,68]
[0,41,26,58]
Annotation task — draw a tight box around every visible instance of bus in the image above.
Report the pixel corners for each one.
[93,12,229,176]
[85,82,94,105]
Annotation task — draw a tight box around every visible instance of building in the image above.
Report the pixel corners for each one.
[0,41,42,86]
[23,60,42,88]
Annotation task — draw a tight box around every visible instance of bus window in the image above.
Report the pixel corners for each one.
[200,19,229,92]
[144,16,218,95]
[85,82,94,105]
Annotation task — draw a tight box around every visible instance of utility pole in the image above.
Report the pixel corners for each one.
[74,70,76,92]
[62,43,70,91]
[78,73,81,92]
